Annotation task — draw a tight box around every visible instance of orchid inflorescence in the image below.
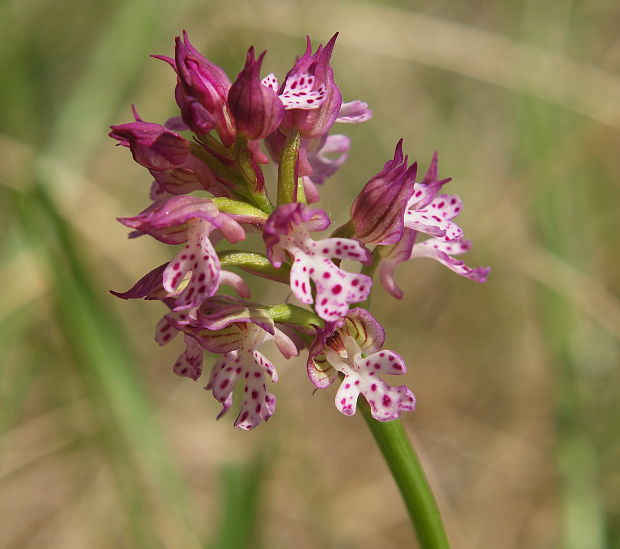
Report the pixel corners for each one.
[111,32,489,430]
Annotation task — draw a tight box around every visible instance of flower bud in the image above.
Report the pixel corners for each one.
[350,140,417,245]
[174,82,217,135]
[110,114,224,195]
[282,34,342,138]
[228,48,285,140]
[173,31,235,145]
[109,118,189,170]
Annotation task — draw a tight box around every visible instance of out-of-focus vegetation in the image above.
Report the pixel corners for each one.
[1,0,619,547]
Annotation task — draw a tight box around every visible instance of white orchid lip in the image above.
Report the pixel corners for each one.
[205,324,280,431]
[312,311,416,421]
[263,203,372,322]
[261,72,328,111]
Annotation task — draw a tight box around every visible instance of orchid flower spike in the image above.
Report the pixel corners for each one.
[111,31,488,433]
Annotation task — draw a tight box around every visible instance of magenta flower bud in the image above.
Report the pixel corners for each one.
[110,114,225,196]
[110,119,189,171]
[153,52,217,136]
[174,82,217,135]
[173,31,235,145]
[282,34,342,138]
[350,140,417,245]
[227,48,285,140]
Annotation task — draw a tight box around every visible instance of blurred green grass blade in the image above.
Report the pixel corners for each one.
[210,447,272,549]
[47,0,175,171]
[12,183,196,547]
[516,96,607,549]
[21,0,197,541]
[514,4,613,547]
[0,311,39,458]
[11,187,161,547]
[537,286,607,549]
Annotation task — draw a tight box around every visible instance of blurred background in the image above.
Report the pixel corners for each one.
[1,0,619,547]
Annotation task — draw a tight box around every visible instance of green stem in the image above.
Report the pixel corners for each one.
[190,143,242,187]
[212,198,269,221]
[357,253,450,549]
[360,402,451,549]
[218,250,290,284]
[267,303,323,330]
[249,189,274,215]
[233,135,274,214]
[361,247,380,278]
[277,131,301,205]
[199,132,235,161]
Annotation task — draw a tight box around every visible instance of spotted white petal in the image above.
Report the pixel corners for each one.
[261,73,279,93]
[327,343,415,421]
[280,73,327,110]
[411,238,490,282]
[163,219,221,310]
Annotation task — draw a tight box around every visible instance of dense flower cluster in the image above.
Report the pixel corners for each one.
[111,32,489,429]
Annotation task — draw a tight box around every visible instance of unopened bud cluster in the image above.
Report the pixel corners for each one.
[111,32,489,430]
